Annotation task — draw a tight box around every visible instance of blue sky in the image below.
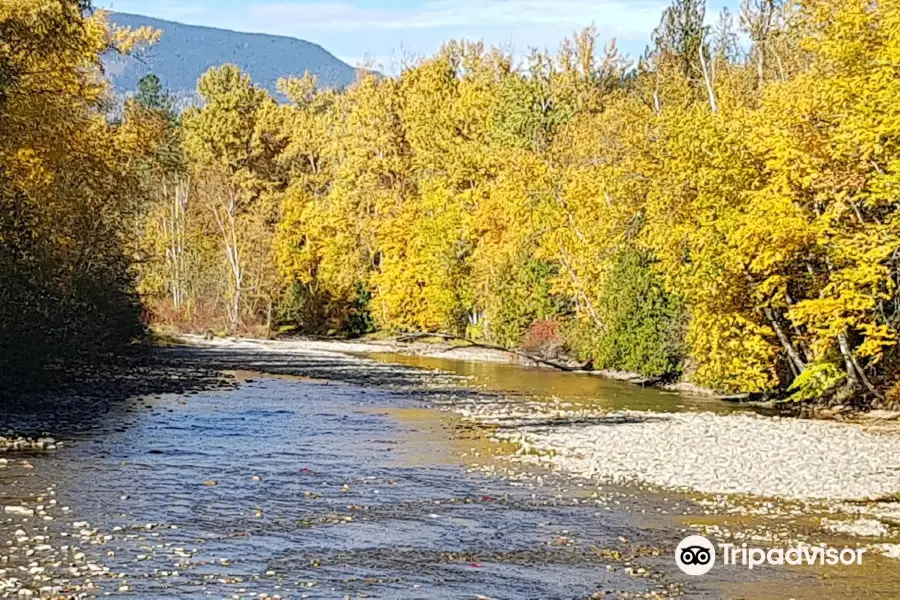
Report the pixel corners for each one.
[97,0,735,72]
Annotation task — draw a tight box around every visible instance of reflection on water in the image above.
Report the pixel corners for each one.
[365,352,758,415]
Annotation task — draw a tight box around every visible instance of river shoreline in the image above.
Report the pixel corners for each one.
[170,336,900,557]
[168,332,744,394]
[170,332,899,419]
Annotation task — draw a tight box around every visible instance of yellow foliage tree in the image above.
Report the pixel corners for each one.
[0,0,159,388]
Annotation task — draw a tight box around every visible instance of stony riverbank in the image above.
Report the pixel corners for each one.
[436,388,900,561]
[449,401,900,501]
[0,436,59,452]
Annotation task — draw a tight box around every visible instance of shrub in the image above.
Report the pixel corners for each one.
[521,319,566,359]
[787,362,846,403]
[477,259,564,348]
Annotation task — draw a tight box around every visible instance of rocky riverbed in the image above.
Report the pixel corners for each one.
[0,344,689,599]
[3,338,900,598]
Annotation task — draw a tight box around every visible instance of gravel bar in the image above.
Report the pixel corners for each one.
[463,408,900,501]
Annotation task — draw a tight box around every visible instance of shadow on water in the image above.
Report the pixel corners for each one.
[164,346,469,392]
[0,353,234,438]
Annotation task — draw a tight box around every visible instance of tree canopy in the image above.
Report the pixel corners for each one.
[6,0,900,406]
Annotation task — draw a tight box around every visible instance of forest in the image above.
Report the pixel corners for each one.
[2,0,900,406]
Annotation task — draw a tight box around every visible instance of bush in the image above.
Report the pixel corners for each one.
[521,319,566,359]
[787,362,846,403]
[276,280,374,337]
[344,282,376,338]
[477,258,566,347]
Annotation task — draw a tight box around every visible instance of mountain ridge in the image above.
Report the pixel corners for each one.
[106,12,362,98]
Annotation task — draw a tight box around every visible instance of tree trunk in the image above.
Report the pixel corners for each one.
[212,185,243,332]
[743,271,805,377]
[837,331,881,398]
[757,48,765,90]
[396,332,578,372]
[699,44,719,114]
[763,306,806,377]
[161,175,190,312]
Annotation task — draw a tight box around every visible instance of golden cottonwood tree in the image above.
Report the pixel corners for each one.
[746,0,900,396]
[183,65,286,331]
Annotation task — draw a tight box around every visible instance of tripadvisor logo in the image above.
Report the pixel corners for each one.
[675,535,716,575]
[675,535,867,575]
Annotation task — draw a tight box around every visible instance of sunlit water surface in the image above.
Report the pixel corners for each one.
[0,347,898,598]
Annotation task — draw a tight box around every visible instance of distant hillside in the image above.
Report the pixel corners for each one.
[105,13,362,98]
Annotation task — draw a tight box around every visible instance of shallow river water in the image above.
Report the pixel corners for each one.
[1,344,898,599]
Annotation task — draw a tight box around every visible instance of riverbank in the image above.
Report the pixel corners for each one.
[172,332,739,396]
[452,400,900,501]
[173,332,900,416]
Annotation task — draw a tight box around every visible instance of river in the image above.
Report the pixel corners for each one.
[0,342,898,598]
